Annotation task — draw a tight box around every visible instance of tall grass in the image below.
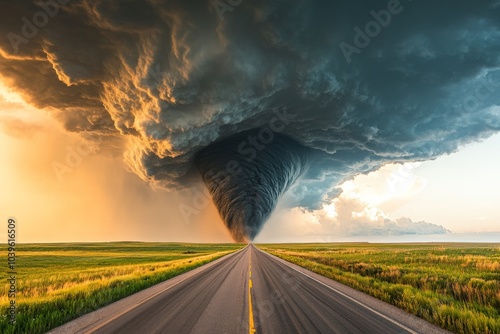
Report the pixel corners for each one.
[0,242,243,334]
[258,243,500,334]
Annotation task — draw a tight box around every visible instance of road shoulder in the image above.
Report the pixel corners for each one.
[47,246,248,334]
[254,246,451,334]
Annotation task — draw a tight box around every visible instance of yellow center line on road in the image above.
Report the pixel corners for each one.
[81,246,248,334]
[248,249,256,334]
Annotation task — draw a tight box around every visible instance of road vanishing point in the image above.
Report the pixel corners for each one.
[49,244,450,334]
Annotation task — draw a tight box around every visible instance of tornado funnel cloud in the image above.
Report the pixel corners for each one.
[195,129,309,242]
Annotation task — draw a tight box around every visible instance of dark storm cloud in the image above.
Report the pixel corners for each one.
[1,0,500,238]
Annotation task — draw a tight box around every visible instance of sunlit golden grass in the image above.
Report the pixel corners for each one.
[0,242,244,334]
[258,243,500,334]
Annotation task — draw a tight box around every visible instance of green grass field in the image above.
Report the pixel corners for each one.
[257,243,500,334]
[0,242,244,334]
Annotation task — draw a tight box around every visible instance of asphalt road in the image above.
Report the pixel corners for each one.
[49,244,450,334]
